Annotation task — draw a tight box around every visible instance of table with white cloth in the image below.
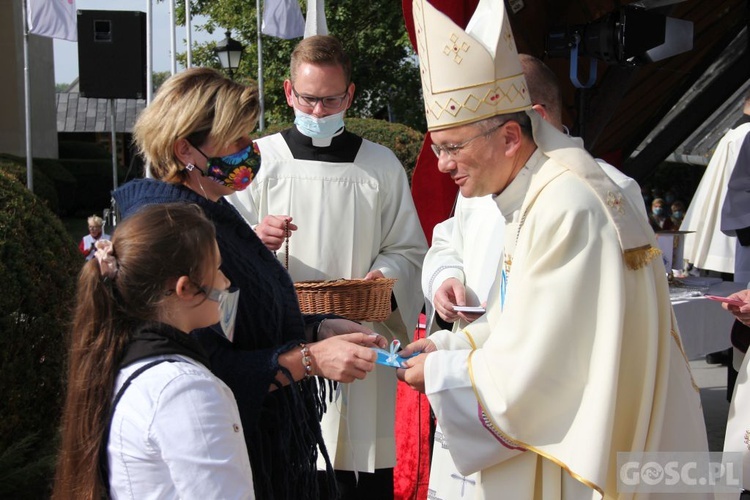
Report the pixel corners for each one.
[671,280,746,360]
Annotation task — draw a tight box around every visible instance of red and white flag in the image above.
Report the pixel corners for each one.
[27,0,77,42]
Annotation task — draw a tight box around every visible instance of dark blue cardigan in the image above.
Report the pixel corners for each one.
[113,178,335,499]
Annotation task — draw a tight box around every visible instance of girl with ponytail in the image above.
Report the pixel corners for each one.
[52,203,254,500]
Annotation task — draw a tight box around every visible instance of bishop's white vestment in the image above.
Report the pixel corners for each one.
[422,116,710,499]
[228,127,427,473]
[422,148,647,499]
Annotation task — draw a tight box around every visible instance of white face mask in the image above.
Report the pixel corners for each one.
[294,108,346,139]
[203,286,240,342]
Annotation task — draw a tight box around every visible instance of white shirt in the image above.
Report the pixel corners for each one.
[108,354,254,500]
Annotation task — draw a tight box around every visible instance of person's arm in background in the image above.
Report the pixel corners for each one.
[423,216,465,326]
[724,289,750,326]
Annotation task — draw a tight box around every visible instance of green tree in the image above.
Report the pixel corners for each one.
[181,0,426,131]
[152,70,172,92]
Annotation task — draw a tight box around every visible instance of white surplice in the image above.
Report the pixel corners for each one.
[228,130,427,472]
[422,115,710,499]
[682,122,750,274]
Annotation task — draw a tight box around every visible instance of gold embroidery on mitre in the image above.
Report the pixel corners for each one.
[744,430,750,450]
[606,191,625,215]
[503,28,515,51]
[425,76,530,122]
[443,33,470,64]
[412,0,532,131]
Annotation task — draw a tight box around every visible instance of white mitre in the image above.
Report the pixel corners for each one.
[414,0,658,266]
[412,0,532,131]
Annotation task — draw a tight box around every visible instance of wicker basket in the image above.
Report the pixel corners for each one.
[294,278,397,322]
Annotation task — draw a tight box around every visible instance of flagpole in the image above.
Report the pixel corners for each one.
[185,0,192,68]
[21,0,33,192]
[256,0,264,131]
[169,0,177,74]
[146,0,153,104]
[145,0,153,178]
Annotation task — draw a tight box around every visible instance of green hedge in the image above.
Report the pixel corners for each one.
[0,169,81,497]
[0,155,60,214]
[254,118,424,182]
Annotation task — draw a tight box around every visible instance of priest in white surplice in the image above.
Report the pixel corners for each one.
[228,35,427,498]
[398,0,710,498]
[682,93,750,279]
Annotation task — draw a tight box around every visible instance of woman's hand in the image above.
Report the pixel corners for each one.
[398,338,437,357]
[308,333,384,383]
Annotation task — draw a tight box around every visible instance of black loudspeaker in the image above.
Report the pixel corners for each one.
[77,10,147,99]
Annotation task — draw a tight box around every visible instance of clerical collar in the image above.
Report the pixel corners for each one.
[281,126,362,163]
[299,126,345,147]
[494,148,545,222]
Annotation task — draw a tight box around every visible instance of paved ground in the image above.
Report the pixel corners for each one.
[691,358,731,451]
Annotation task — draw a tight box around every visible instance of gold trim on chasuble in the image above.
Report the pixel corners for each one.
[670,328,702,394]
[466,350,605,497]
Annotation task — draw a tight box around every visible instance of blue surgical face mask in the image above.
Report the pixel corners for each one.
[294,108,345,139]
[672,211,684,220]
[653,207,665,217]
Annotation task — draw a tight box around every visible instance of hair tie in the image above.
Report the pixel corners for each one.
[94,240,118,280]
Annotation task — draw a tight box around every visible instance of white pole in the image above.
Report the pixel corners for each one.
[185,0,192,68]
[145,0,153,178]
[146,0,153,104]
[109,99,118,190]
[169,0,177,74]
[256,0,264,131]
[22,0,33,192]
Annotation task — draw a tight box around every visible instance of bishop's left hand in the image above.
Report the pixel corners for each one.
[396,352,429,393]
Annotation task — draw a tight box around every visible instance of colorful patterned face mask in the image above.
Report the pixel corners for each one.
[188,141,261,191]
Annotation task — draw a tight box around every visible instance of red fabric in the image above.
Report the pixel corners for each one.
[598,148,623,170]
[403,0,478,246]
[410,136,459,245]
[394,314,431,500]
[397,5,479,499]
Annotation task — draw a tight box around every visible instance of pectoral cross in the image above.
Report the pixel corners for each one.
[450,473,476,497]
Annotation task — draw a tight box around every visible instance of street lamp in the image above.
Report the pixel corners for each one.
[214,30,245,79]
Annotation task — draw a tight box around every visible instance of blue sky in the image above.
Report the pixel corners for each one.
[54,0,223,84]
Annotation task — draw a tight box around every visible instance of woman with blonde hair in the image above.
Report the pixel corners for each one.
[53,203,254,499]
[112,67,384,499]
[79,214,110,261]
